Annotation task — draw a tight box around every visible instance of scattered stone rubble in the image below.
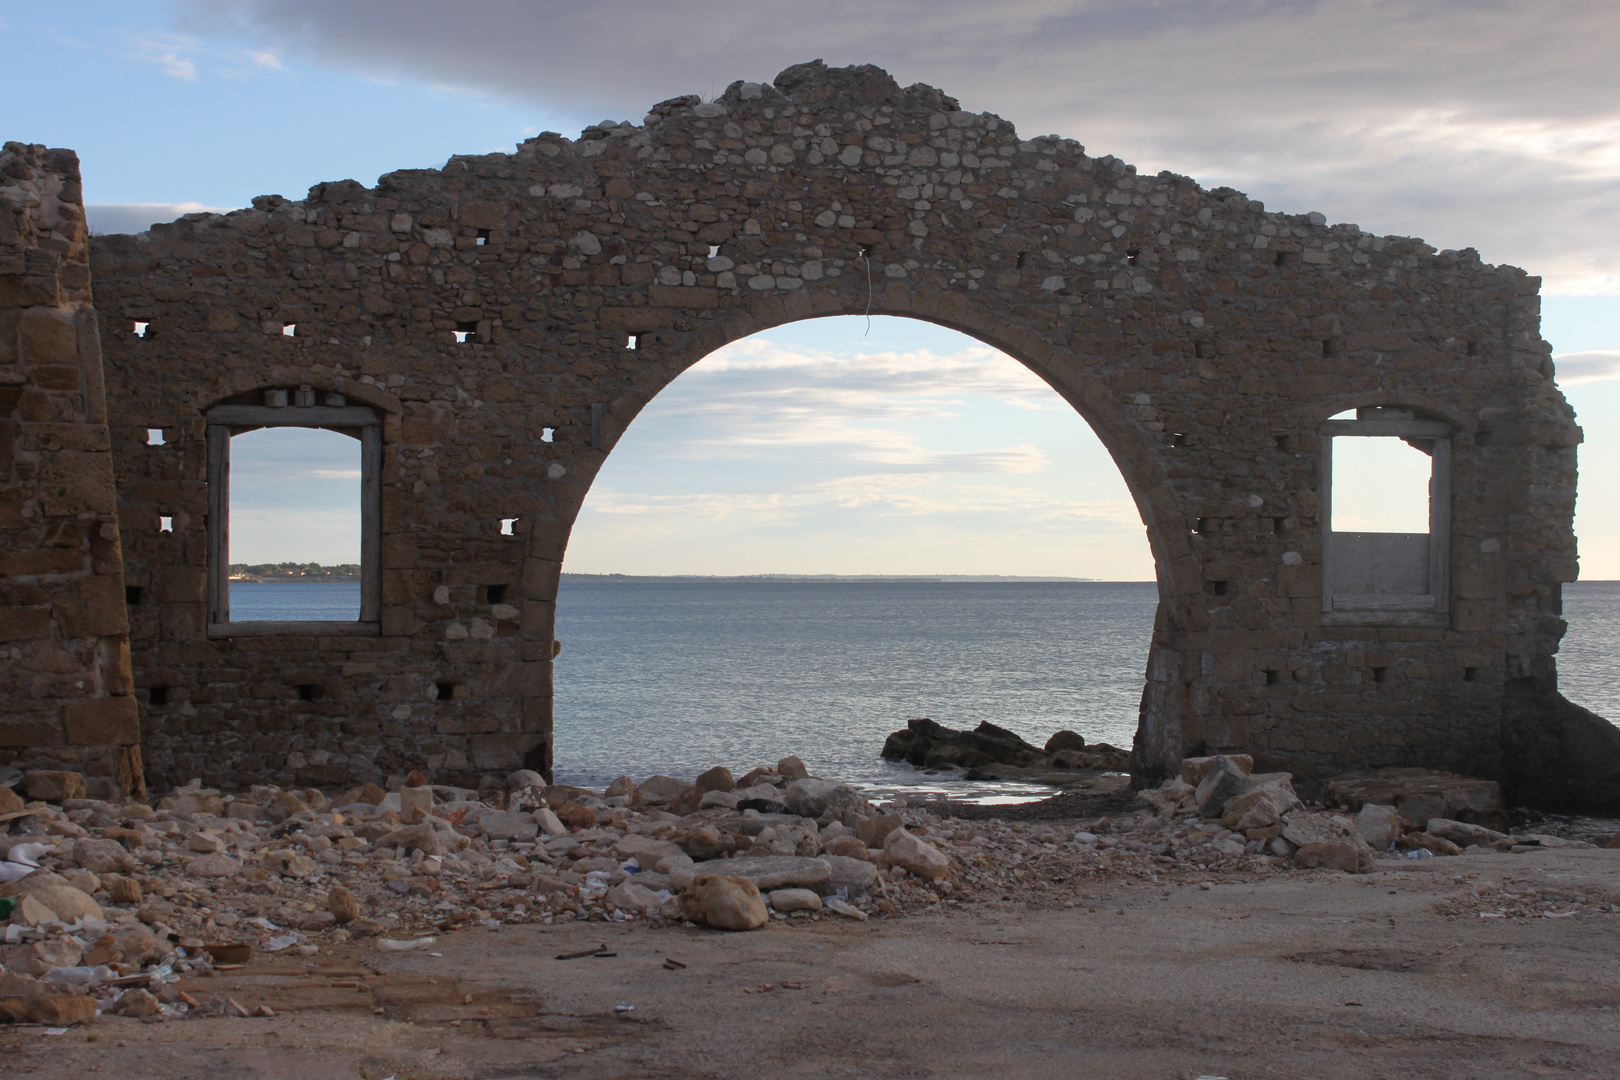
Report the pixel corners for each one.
[2,755,1616,1026]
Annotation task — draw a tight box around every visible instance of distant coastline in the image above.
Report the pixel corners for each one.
[229,562,360,583]
[560,573,1110,583]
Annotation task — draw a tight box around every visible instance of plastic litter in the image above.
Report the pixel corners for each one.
[1404,849,1435,860]
[613,1001,635,1014]
[376,936,438,952]
[263,934,300,952]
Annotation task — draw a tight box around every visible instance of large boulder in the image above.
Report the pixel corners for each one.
[880,718,1046,770]
[677,874,768,931]
[781,779,870,820]
[1425,817,1510,848]
[883,828,951,882]
[1194,756,1254,817]
[670,855,831,892]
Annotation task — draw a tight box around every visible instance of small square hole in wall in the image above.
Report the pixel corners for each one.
[1194,341,1212,359]
[475,229,490,246]
[1271,434,1291,451]
[709,245,721,258]
[540,427,555,443]
[485,584,508,605]
[1166,432,1187,448]
[159,516,174,533]
[125,586,142,605]
[1372,666,1389,684]
[132,320,150,338]
[1466,341,1480,356]
[1194,517,1211,534]
[499,518,518,536]
[146,428,166,445]
[148,686,170,705]
[1125,249,1141,266]
[296,683,322,702]
[454,321,478,344]
[1463,667,1479,682]
[1209,580,1229,597]
[1321,338,1338,358]
[1272,516,1287,535]
[1275,251,1293,267]
[627,334,639,351]
[436,681,456,702]
[1015,252,1030,269]
[281,323,296,337]
[1264,669,1282,686]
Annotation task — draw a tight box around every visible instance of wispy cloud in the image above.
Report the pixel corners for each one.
[127,34,199,80]
[1555,351,1620,385]
[87,202,236,234]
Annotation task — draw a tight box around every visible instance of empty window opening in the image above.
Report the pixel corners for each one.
[296,683,323,702]
[435,681,457,702]
[132,320,150,338]
[159,515,174,532]
[1371,666,1389,684]
[1272,434,1291,451]
[1463,666,1480,682]
[1015,252,1030,269]
[223,425,364,623]
[1275,251,1292,267]
[1125,249,1141,266]
[499,518,518,536]
[147,686,170,706]
[454,320,479,344]
[475,229,490,246]
[281,323,296,337]
[1264,669,1282,686]
[627,334,640,351]
[1321,338,1339,358]
[1330,435,1431,534]
[1209,580,1229,597]
[540,427,555,443]
[1272,516,1287,535]
[708,245,721,258]
[125,586,142,605]
[146,428,166,445]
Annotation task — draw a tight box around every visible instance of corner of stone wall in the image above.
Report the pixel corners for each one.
[0,141,143,800]
[1501,663,1620,812]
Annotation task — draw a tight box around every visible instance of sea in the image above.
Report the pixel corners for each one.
[228,578,1620,802]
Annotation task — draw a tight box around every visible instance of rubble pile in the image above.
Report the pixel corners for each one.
[2,754,1616,1026]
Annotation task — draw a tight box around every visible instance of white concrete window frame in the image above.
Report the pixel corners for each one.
[204,397,382,638]
[1320,407,1452,628]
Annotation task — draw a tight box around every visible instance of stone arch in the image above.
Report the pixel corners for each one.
[70,60,1616,806]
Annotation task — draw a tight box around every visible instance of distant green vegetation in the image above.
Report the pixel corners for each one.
[229,562,361,582]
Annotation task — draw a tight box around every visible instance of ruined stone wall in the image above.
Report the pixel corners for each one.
[75,62,1612,802]
[0,143,142,798]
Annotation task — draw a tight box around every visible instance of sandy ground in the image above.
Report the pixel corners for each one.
[5,846,1617,1080]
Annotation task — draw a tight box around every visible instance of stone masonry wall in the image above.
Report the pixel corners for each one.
[69,62,1616,803]
[0,143,143,798]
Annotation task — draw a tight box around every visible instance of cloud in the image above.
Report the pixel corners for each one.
[634,337,1064,468]
[173,0,1620,293]
[126,34,199,80]
[1555,351,1620,385]
[87,202,236,234]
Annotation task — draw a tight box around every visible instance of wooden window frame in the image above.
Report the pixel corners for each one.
[205,403,382,638]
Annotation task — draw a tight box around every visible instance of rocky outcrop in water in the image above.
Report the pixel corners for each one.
[880,719,1130,773]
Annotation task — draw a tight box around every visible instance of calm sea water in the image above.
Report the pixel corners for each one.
[228,579,1619,797]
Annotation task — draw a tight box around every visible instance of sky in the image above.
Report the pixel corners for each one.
[10,1,1618,577]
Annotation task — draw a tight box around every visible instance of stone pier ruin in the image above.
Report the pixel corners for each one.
[4,62,1617,807]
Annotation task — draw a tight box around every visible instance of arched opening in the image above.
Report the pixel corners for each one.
[553,316,1158,798]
